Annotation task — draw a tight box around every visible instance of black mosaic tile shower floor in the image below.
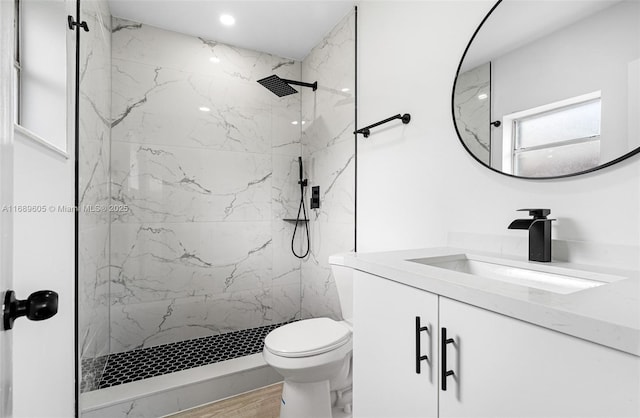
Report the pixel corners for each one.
[93,322,288,390]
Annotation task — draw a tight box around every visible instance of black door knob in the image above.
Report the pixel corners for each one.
[2,290,58,330]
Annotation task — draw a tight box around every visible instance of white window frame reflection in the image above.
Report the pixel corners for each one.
[12,0,70,158]
[13,0,21,125]
[501,91,601,175]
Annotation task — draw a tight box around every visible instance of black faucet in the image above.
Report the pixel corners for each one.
[508,209,556,262]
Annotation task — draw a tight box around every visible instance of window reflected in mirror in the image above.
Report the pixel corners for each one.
[506,92,601,177]
[452,0,640,179]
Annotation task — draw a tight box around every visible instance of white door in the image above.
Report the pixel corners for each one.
[1,0,76,417]
[0,0,16,414]
[353,271,439,418]
[439,297,640,417]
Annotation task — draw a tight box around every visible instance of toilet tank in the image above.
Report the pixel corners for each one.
[329,253,354,323]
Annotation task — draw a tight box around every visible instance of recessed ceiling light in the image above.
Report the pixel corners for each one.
[301,121,306,125]
[341,88,350,92]
[291,121,299,125]
[478,93,488,100]
[220,14,235,26]
[209,57,220,63]
[199,106,211,112]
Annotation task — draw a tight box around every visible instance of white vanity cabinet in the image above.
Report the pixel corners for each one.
[353,271,439,417]
[353,271,640,418]
[439,296,639,417]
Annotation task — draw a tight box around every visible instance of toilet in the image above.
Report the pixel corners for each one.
[263,255,353,418]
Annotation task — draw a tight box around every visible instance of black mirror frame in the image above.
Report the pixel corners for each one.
[451,0,640,180]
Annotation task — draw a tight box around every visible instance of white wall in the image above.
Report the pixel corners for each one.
[357,2,639,260]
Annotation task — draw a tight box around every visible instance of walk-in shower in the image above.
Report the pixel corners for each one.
[77,3,356,416]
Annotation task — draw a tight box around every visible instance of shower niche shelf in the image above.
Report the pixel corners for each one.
[283,218,309,223]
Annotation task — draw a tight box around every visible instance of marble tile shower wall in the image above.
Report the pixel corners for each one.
[453,62,490,165]
[110,18,303,352]
[301,11,356,320]
[78,0,112,391]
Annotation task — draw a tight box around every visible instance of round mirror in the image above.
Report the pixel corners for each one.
[452,0,640,179]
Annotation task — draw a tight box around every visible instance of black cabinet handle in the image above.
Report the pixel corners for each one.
[2,290,58,330]
[441,327,455,390]
[415,316,430,374]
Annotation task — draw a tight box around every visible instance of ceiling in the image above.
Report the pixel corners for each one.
[107,0,355,60]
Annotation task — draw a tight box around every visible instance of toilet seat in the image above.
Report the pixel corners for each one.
[264,318,351,358]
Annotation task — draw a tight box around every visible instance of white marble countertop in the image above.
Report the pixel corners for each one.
[337,247,640,357]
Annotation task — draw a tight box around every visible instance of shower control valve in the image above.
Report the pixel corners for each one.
[311,186,320,209]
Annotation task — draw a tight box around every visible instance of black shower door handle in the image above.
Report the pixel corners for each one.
[415,316,430,374]
[441,327,455,390]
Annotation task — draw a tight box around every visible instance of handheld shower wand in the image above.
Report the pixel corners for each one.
[292,157,310,258]
[298,157,307,188]
[299,157,303,185]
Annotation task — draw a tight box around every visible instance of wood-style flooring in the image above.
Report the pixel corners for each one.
[168,383,283,418]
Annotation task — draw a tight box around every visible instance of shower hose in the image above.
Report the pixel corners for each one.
[291,183,310,259]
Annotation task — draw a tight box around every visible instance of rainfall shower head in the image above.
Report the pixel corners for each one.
[257,75,298,97]
[257,75,317,97]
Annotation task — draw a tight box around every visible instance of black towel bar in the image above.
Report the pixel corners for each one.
[354,113,411,138]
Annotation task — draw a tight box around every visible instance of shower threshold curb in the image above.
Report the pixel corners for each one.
[81,353,281,417]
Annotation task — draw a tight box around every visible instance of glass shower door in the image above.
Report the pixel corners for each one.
[76,0,112,395]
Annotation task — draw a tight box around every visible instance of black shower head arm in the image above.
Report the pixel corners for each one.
[281,78,317,91]
[257,74,318,97]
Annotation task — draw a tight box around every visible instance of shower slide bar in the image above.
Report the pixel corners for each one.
[354,113,411,138]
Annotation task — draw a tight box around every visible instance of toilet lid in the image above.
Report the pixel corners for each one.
[264,318,351,358]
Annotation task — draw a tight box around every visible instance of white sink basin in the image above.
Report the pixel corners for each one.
[409,254,622,294]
